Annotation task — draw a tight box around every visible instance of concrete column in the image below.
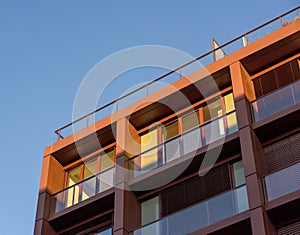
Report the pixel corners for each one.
[113,118,141,235]
[230,61,276,235]
[34,154,65,235]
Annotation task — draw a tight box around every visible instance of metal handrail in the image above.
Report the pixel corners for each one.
[54,6,300,141]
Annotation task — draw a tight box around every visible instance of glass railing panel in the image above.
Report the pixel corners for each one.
[133,185,248,235]
[50,167,115,214]
[98,167,115,193]
[164,137,181,163]
[182,127,202,155]
[208,190,235,224]
[234,185,249,213]
[82,176,97,201]
[96,228,112,235]
[252,80,300,122]
[226,111,238,134]
[293,80,300,103]
[265,161,300,201]
[133,146,161,177]
[203,117,226,145]
[164,201,208,235]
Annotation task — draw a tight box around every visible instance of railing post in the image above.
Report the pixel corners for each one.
[146,84,149,96]
[56,130,61,142]
[115,100,119,112]
[86,116,89,127]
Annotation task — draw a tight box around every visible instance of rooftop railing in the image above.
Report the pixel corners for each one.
[133,185,248,235]
[130,111,238,177]
[251,79,300,122]
[264,161,300,201]
[54,7,300,142]
[50,167,115,214]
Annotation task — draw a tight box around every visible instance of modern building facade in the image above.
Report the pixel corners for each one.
[35,7,300,235]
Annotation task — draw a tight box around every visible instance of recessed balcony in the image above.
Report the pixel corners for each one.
[133,185,248,235]
[264,161,300,201]
[251,80,300,122]
[130,111,238,177]
[50,167,115,214]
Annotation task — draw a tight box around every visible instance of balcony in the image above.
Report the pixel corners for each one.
[130,111,238,177]
[50,167,115,214]
[133,185,248,235]
[251,80,300,122]
[264,161,300,201]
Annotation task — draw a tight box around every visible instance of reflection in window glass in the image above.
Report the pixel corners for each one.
[142,196,159,226]
[233,161,246,187]
[162,121,178,141]
[67,166,81,186]
[66,166,81,206]
[182,111,199,132]
[203,98,222,122]
[141,129,158,172]
[224,93,235,113]
[84,158,98,179]
[100,149,115,171]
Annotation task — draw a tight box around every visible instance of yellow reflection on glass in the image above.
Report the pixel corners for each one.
[224,93,235,113]
[141,129,158,171]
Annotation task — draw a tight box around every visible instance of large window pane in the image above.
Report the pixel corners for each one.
[84,158,98,179]
[100,149,115,171]
[142,196,159,226]
[224,93,235,113]
[182,111,199,132]
[162,121,178,141]
[67,166,81,186]
[203,98,222,122]
[141,129,158,172]
[233,161,246,187]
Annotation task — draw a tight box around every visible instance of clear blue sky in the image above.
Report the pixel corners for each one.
[0,1,298,234]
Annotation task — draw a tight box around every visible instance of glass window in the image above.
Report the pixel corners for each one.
[100,149,115,171]
[162,121,178,141]
[182,111,199,132]
[66,166,81,206]
[224,93,235,113]
[203,98,222,122]
[67,166,81,186]
[141,196,159,226]
[233,161,246,187]
[84,158,98,179]
[141,129,158,172]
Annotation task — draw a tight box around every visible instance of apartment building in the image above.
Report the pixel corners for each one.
[34,7,300,235]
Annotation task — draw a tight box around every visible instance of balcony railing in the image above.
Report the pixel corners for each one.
[133,185,248,235]
[251,80,300,122]
[264,161,300,201]
[50,167,115,214]
[54,7,300,142]
[130,111,238,177]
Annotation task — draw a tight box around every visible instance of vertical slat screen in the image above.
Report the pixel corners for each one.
[161,164,231,216]
[264,132,300,174]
